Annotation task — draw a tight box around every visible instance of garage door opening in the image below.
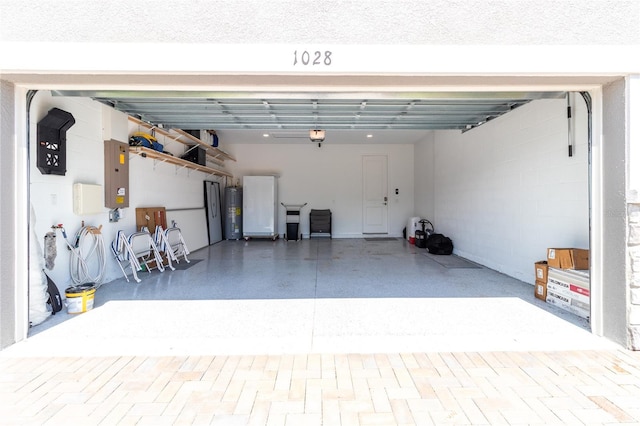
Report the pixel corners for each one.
[22,87,602,355]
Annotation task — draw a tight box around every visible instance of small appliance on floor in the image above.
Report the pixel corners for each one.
[309,209,332,238]
[281,202,307,241]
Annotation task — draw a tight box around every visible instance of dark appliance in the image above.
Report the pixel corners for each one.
[37,108,75,175]
[204,181,223,245]
[180,146,206,166]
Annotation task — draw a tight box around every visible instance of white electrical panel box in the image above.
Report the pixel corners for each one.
[73,183,104,215]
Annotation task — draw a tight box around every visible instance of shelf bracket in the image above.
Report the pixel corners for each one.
[183,145,199,155]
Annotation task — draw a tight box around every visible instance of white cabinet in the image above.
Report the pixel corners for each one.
[242,176,278,240]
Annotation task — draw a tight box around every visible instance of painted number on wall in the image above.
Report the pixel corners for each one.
[293,50,332,66]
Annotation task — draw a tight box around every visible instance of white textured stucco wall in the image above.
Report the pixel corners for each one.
[2,1,639,45]
[602,80,630,347]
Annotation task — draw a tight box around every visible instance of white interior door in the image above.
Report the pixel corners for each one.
[362,155,388,234]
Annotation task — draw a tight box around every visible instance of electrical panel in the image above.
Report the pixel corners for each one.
[37,108,75,175]
[104,139,130,208]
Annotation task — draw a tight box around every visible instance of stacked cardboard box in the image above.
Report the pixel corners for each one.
[534,261,548,301]
[543,248,590,320]
[546,267,590,320]
[546,248,589,270]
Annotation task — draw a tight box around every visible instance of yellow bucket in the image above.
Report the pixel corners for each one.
[65,283,96,314]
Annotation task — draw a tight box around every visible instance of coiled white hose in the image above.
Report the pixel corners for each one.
[67,225,107,287]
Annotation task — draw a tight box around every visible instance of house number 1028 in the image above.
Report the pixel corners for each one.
[293,50,332,66]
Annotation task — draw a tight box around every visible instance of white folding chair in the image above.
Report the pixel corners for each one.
[128,230,166,277]
[153,225,176,271]
[111,230,143,283]
[164,227,190,264]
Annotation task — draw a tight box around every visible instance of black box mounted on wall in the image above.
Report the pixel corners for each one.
[37,108,75,175]
[180,146,207,166]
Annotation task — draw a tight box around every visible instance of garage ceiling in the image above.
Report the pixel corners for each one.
[53,90,566,143]
[55,90,566,130]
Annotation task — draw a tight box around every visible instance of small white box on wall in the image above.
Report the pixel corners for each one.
[73,183,104,215]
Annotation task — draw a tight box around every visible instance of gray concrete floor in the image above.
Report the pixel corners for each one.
[17,238,617,357]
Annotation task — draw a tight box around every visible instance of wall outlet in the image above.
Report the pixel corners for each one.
[109,208,120,222]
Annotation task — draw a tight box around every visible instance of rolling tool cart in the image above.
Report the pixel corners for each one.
[309,209,332,238]
[281,202,307,241]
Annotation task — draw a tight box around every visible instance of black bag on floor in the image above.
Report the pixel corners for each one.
[45,272,63,315]
[425,233,454,255]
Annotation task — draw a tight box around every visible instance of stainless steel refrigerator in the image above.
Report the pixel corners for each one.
[204,180,223,245]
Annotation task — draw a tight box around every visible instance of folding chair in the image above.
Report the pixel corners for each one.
[163,227,190,264]
[152,225,176,271]
[128,230,166,277]
[111,230,143,283]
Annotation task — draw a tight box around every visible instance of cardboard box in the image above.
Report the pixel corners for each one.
[547,267,590,303]
[546,282,590,305]
[534,280,547,301]
[547,248,589,270]
[545,267,590,320]
[548,267,590,293]
[546,289,590,320]
[534,260,548,283]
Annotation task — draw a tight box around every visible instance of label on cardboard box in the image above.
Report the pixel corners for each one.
[535,261,548,282]
[534,280,547,301]
[571,284,589,297]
